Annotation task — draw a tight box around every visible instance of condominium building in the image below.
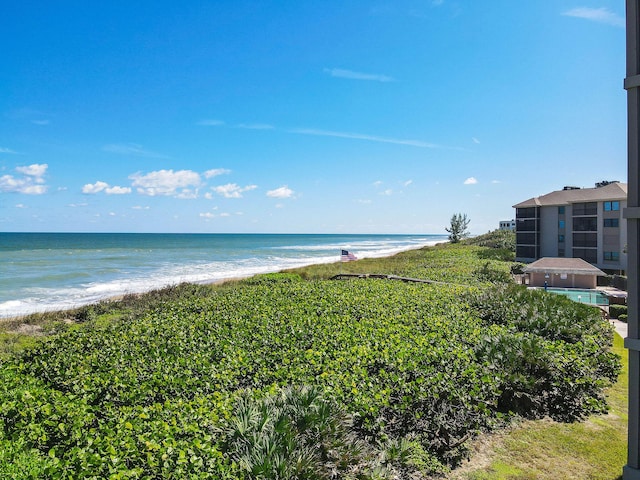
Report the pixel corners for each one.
[513,181,627,272]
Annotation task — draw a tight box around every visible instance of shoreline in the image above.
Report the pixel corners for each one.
[1,240,446,323]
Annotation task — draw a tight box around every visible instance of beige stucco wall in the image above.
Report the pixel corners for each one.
[528,272,597,289]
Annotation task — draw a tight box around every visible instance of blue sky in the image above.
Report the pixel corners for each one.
[0,1,627,234]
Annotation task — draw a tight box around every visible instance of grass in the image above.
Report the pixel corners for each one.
[449,332,627,480]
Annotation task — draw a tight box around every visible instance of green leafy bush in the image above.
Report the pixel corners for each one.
[0,243,620,477]
[610,304,628,319]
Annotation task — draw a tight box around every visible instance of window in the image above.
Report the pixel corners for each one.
[573,248,597,263]
[517,233,537,245]
[517,219,537,232]
[604,218,619,228]
[573,217,597,232]
[604,251,620,261]
[516,245,537,258]
[558,220,565,229]
[604,201,620,211]
[573,232,597,248]
[516,207,538,219]
[573,202,597,216]
[558,234,565,243]
[558,206,565,214]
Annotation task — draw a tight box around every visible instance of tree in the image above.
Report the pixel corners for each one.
[445,213,470,243]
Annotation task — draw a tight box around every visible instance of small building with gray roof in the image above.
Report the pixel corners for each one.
[523,257,606,289]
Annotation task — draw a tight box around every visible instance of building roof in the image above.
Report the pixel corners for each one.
[523,257,606,276]
[513,182,627,208]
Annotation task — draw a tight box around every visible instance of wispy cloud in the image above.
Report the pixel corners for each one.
[204,168,231,179]
[472,137,480,144]
[31,119,50,125]
[103,143,169,159]
[212,183,258,199]
[130,169,202,197]
[324,68,394,82]
[0,163,48,195]
[0,147,21,154]
[464,177,478,185]
[200,211,232,219]
[289,128,438,148]
[266,185,294,199]
[562,7,624,27]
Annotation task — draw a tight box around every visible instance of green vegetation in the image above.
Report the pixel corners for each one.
[446,213,471,243]
[0,241,620,478]
[452,332,627,480]
[610,304,628,319]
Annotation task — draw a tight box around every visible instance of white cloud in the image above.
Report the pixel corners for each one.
[204,168,231,178]
[324,68,394,82]
[472,137,480,144]
[373,180,383,187]
[380,189,393,196]
[16,163,48,179]
[82,181,109,194]
[200,211,231,219]
[290,128,438,148]
[19,184,47,195]
[403,180,413,187]
[491,180,501,184]
[15,204,26,208]
[266,185,294,198]
[175,189,199,199]
[464,177,478,185]
[562,7,624,27]
[32,119,50,125]
[357,199,372,204]
[130,169,202,197]
[105,186,132,195]
[103,143,168,159]
[0,164,48,194]
[212,183,258,198]
[83,181,130,195]
[132,205,150,210]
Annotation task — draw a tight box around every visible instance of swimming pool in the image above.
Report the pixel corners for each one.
[543,287,609,306]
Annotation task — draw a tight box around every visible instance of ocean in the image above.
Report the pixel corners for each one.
[0,233,447,318]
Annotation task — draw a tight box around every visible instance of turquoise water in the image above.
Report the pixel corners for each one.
[0,232,447,317]
[545,287,609,306]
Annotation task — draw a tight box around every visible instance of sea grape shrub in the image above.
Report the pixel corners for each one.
[0,265,622,477]
[473,261,513,284]
[467,284,621,421]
